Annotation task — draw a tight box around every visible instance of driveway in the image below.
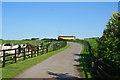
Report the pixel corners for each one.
[15,42,82,79]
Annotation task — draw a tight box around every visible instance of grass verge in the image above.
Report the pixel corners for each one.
[70,40,94,79]
[2,44,70,79]
[85,38,98,57]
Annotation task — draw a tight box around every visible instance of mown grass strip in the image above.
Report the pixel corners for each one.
[69,40,94,79]
[2,44,70,79]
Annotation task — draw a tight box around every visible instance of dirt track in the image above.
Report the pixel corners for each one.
[15,42,82,79]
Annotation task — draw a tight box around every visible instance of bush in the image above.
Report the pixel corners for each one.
[97,12,120,68]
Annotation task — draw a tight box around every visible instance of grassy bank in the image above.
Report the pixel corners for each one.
[70,40,94,79]
[85,38,98,50]
[2,44,70,79]
[85,38,98,57]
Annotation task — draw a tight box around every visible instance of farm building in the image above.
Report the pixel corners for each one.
[58,36,76,40]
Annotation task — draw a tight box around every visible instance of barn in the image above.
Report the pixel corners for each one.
[58,36,76,40]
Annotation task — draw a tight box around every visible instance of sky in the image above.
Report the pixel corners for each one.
[2,2,118,40]
[2,0,120,2]
[0,2,2,39]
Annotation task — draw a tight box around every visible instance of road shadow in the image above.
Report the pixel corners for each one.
[73,52,94,79]
[74,54,80,56]
[47,71,80,80]
[79,54,94,79]
[74,58,80,62]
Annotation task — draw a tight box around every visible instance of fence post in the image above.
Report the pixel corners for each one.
[37,47,39,56]
[91,59,96,71]
[42,46,44,54]
[15,49,17,63]
[46,45,48,53]
[23,48,26,60]
[31,50,33,57]
[40,43,44,54]
[2,50,5,67]
[40,44,43,54]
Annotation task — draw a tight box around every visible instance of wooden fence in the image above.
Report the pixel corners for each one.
[86,41,120,80]
[0,41,67,67]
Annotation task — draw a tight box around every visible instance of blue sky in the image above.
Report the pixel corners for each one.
[2,2,118,40]
[2,0,120,2]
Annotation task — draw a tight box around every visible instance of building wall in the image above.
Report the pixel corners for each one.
[58,36,75,40]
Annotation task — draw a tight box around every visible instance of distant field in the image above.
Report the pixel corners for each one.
[84,38,98,50]
[84,38,98,56]
[1,40,43,45]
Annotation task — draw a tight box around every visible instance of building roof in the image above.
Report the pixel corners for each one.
[58,36,75,38]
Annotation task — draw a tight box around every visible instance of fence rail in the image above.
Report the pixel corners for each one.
[86,41,120,80]
[0,41,67,67]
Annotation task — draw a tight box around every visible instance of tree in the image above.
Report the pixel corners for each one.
[97,12,120,68]
[31,38,39,41]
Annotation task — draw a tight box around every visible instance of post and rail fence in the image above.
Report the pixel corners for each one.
[0,41,67,67]
[86,41,120,80]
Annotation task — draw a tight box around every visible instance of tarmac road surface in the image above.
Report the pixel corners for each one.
[15,42,83,79]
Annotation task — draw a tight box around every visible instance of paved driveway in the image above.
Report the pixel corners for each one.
[15,42,82,79]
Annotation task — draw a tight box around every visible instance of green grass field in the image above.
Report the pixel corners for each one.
[2,44,70,80]
[1,40,43,45]
[85,38,98,57]
[85,38,98,50]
